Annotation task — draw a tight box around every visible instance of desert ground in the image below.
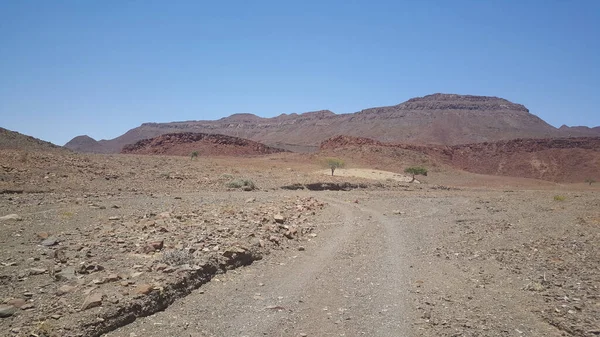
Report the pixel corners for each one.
[0,149,598,337]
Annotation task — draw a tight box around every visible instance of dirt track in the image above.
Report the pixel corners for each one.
[105,190,599,337]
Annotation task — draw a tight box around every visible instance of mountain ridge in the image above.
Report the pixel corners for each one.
[64,93,600,153]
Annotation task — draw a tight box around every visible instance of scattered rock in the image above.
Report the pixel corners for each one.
[41,236,59,247]
[56,285,76,296]
[6,299,26,308]
[37,232,50,240]
[274,214,285,224]
[149,240,164,251]
[81,292,103,310]
[55,267,76,281]
[0,305,17,318]
[0,214,22,221]
[109,216,121,221]
[29,267,47,275]
[135,284,154,295]
[53,248,68,263]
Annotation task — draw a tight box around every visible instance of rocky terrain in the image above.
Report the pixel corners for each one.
[64,93,600,153]
[321,135,600,183]
[0,141,599,336]
[120,132,287,157]
[0,128,65,152]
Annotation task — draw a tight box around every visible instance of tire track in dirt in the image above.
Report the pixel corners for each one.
[107,193,415,337]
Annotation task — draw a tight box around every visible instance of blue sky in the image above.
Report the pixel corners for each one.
[1,1,599,145]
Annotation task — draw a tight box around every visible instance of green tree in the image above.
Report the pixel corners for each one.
[325,158,345,176]
[190,151,199,160]
[404,166,428,183]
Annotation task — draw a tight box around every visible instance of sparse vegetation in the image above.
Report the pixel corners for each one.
[226,179,256,191]
[190,151,199,160]
[161,249,194,266]
[325,158,345,176]
[553,195,566,201]
[404,166,428,183]
[585,178,596,186]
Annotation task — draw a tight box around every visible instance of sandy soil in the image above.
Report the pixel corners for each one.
[0,149,598,336]
[317,168,417,183]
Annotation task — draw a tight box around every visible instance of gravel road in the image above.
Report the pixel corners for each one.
[105,192,417,337]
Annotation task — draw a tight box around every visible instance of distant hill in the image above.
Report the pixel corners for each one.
[321,135,600,183]
[65,93,600,153]
[0,127,65,152]
[121,132,287,156]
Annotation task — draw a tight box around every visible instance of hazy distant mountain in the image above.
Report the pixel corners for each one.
[65,93,600,153]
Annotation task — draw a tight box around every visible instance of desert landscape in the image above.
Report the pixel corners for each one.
[1,94,599,337]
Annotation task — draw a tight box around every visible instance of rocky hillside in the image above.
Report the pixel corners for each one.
[321,135,600,183]
[66,94,600,153]
[0,127,65,152]
[121,132,287,156]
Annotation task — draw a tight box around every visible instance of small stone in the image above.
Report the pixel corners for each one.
[50,314,61,320]
[41,237,59,247]
[109,216,121,221]
[0,214,22,221]
[245,198,256,203]
[273,214,285,224]
[37,232,50,240]
[54,248,68,263]
[56,285,76,296]
[149,240,164,251]
[157,212,171,219]
[298,246,306,251]
[0,305,17,317]
[29,268,47,275]
[55,267,76,281]
[20,303,34,310]
[6,299,26,308]
[81,292,103,310]
[135,284,153,295]
[269,235,280,244]
[104,274,120,283]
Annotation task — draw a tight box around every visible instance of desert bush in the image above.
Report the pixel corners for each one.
[553,195,566,201]
[226,179,256,191]
[161,249,194,266]
[190,151,199,160]
[585,178,596,186]
[324,158,345,176]
[404,166,428,182]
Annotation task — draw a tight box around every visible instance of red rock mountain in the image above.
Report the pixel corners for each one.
[121,132,286,156]
[321,135,600,183]
[65,93,600,153]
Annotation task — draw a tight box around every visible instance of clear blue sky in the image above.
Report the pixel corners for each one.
[1,1,599,145]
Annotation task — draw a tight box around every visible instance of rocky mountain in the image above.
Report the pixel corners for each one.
[321,135,600,183]
[0,127,65,152]
[65,93,600,153]
[121,132,287,156]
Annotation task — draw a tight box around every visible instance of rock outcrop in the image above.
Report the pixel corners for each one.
[121,132,287,156]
